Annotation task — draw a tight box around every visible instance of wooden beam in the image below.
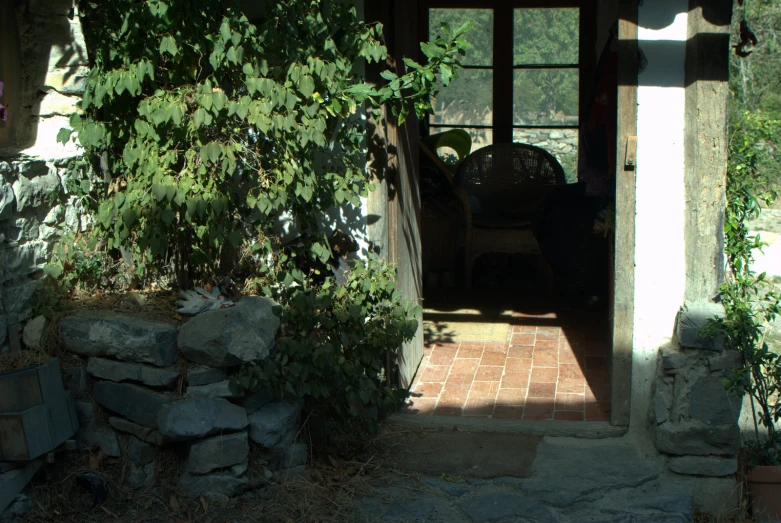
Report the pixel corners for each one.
[682,0,731,302]
[610,0,638,427]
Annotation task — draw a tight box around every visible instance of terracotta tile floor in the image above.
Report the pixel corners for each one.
[404,312,612,421]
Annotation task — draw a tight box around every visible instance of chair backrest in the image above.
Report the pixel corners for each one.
[454,143,566,216]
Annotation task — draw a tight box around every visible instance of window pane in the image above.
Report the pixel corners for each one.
[513,128,579,183]
[513,69,578,126]
[514,8,579,65]
[434,126,493,151]
[432,69,492,127]
[430,9,493,66]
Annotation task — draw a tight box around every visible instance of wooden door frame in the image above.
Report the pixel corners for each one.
[609,0,638,427]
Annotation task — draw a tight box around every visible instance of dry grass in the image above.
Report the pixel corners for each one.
[19,425,431,523]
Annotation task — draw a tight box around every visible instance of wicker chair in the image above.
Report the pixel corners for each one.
[453,143,567,288]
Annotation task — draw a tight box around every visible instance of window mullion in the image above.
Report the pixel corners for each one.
[493,5,513,144]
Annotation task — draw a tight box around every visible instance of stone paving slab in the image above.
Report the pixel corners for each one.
[354,438,692,523]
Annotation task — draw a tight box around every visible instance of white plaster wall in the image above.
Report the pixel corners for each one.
[630,1,689,433]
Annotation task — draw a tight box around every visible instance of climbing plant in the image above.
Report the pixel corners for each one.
[706,110,781,465]
[58,0,472,287]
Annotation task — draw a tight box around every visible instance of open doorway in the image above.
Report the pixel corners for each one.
[404,0,621,423]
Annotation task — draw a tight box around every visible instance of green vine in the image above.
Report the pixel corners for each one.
[707,110,781,466]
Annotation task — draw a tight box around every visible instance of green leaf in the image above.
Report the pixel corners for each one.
[160,35,178,56]
[299,75,315,98]
[193,107,207,128]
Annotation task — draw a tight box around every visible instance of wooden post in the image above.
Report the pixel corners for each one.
[683,0,732,302]
[611,0,638,427]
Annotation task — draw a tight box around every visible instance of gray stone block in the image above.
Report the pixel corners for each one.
[707,351,742,372]
[0,182,14,220]
[458,489,559,523]
[74,400,96,427]
[689,376,742,426]
[77,426,120,457]
[185,431,249,475]
[120,435,155,465]
[107,417,169,446]
[248,400,301,453]
[61,366,88,398]
[186,365,226,386]
[677,301,725,351]
[87,357,180,389]
[11,167,60,212]
[237,389,272,414]
[22,316,48,350]
[178,472,248,501]
[127,462,156,490]
[186,379,236,399]
[178,296,279,367]
[655,421,739,456]
[157,398,248,440]
[93,382,171,428]
[61,311,179,367]
[668,456,737,477]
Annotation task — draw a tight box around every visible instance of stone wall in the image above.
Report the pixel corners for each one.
[0,0,87,352]
[651,302,742,480]
[57,296,306,500]
[513,129,579,182]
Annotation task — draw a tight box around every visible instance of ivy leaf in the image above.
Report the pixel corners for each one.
[299,75,315,98]
[193,108,207,128]
[160,36,178,56]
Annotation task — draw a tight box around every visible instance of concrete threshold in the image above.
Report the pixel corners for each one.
[388,413,628,439]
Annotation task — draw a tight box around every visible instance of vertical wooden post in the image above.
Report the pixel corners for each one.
[683,0,732,302]
[611,0,638,427]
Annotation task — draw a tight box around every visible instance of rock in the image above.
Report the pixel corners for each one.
[689,376,742,426]
[2,242,50,282]
[237,389,272,414]
[74,400,97,427]
[61,366,88,398]
[0,182,14,220]
[43,66,90,95]
[157,398,248,440]
[61,311,179,367]
[230,460,248,477]
[707,351,742,372]
[420,477,472,497]
[185,431,249,475]
[32,92,82,117]
[107,417,169,446]
[655,421,739,456]
[178,296,279,367]
[120,436,155,465]
[654,379,673,425]
[11,167,60,212]
[248,400,301,453]
[458,489,559,522]
[186,379,237,399]
[186,365,226,386]
[1,494,32,522]
[668,456,737,477]
[278,443,307,469]
[677,301,725,351]
[1,280,38,318]
[43,204,64,226]
[178,472,248,501]
[93,382,171,428]
[516,441,660,506]
[77,426,121,457]
[127,462,156,490]
[87,357,180,389]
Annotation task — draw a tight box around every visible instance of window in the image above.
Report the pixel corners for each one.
[424,2,591,181]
